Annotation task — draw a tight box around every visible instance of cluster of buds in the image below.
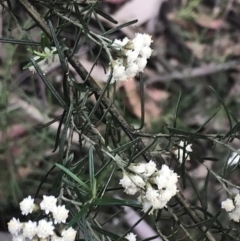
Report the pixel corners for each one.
[28,47,59,74]
[222,194,240,222]
[8,195,77,241]
[119,161,179,214]
[104,33,153,83]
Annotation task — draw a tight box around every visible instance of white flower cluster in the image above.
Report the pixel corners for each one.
[222,194,240,222]
[173,141,192,163]
[119,161,179,214]
[8,195,77,241]
[104,33,153,83]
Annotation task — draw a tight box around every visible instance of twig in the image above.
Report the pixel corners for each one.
[147,60,240,84]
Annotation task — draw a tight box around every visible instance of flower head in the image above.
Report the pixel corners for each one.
[61,227,77,241]
[19,196,35,216]
[125,232,137,241]
[37,219,54,238]
[40,195,57,214]
[8,218,22,235]
[52,205,69,224]
[104,33,153,83]
[221,198,235,212]
[22,220,37,239]
[144,160,157,177]
[119,173,139,195]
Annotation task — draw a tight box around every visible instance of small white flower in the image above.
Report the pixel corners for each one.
[133,35,144,52]
[168,184,178,196]
[160,189,174,202]
[174,141,192,163]
[142,34,153,46]
[119,173,142,195]
[37,219,54,238]
[8,218,22,235]
[125,232,137,241]
[113,65,125,78]
[52,205,69,224]
[144,160,157,177]
[40,195,57,214]
[125,186,139,195]
[168,172,179,185]
[61,227,77,241]
[136,57,147,72]
[158,164,172,177]
[22,220,37,239]
[126,50,139,63]
[235,194,240,207]
[19,196,35,216]
[229,211,240,222]
[142,200,153,213]
[126,63,139,76]
[221,198,235,212]
[131,175,145,189]
[119,173,134,189]
[154,174,169,190]
[140,46,152,59]
[145,188,165,209]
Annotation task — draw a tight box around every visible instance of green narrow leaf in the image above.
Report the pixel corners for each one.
[34,165,56,199]
[173,91,182,128]
[102,19,138,36]
[89,145,94,191]
[93,9,105,33]
[73,2,90,33]
[95,8,118,24]
[59,103,73,162]
[131,138,158,162]
[55,163,90,191]
[95,160,113,181]
[40,32,51,50]
[0,37,40,46]
[88,68,113,118]
[93,197,141,208]
[197,211,221,241]
[67,203,91,228]
[70,28,83,57]
[195,108,220,133]
[53,110,66,153]
[92,225,123,240]
[224,122,240,139]
[30,58,68,109]
[48,20,69,73]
